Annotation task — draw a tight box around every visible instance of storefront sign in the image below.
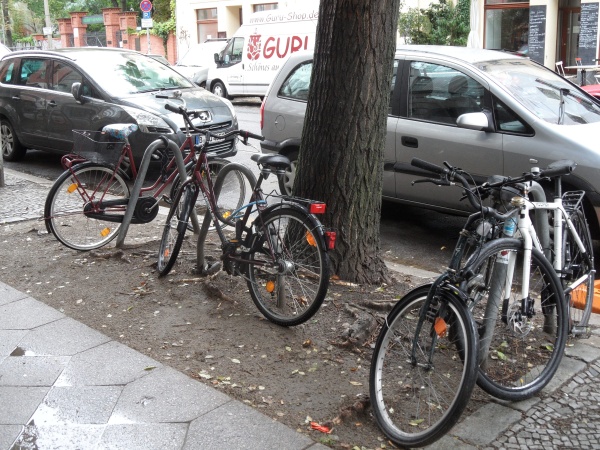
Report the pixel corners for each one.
[579,3,599,65]
[528,5,546,65]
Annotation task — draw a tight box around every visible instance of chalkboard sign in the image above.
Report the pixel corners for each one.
[579,2,599,65]
[529,5,546,65]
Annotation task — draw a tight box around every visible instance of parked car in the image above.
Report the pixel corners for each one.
[174,39,228,88]
[581,83,600,101]
[0,47,238,162]
[261,46,600,237]
[0,43,10,58]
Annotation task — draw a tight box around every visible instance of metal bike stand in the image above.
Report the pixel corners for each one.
[116,138,200,248]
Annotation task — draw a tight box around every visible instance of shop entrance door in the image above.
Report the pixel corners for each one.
[558,7,580,68]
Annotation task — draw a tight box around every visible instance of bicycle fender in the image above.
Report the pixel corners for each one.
[260,203,329,251]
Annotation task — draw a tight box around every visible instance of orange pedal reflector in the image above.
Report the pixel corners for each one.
[100,228,111,237]
[434,317,447,338]
[306,231,316,247]
[266,280,275,293]
[67,183,78,193]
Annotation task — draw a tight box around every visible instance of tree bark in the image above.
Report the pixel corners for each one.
[294,0,400,284]
[2,0,12,48]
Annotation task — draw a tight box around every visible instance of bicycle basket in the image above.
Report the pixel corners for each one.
[72,130,125,165]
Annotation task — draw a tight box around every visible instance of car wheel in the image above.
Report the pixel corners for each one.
[1,119,26,161]
[278,151,298,195]
[211,81,228,98]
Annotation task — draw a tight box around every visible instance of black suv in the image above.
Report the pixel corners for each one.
[0,47,239,162]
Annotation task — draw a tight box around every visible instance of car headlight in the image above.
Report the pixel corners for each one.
[122,106,173,133]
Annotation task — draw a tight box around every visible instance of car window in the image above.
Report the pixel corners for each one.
[278,61,311,100]
[71,51,194,96]
[20,58,50,88]
[480,58,600,125]
[0,60,15,84]
[222,37,244,65]
[278,59,400,105]
[50,62,83,93]
[408,61,483,125]
[493,96,533,134]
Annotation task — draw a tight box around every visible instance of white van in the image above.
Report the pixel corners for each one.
[206,7,318,99]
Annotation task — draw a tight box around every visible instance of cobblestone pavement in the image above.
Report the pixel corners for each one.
[499,359,600,449]
[0,170,52,224]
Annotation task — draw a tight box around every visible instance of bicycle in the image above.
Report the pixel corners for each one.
[369,158,585,447]
[156,101,336,327]
[44,91,246,251]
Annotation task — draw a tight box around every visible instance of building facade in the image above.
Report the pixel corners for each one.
[177,0,600,71]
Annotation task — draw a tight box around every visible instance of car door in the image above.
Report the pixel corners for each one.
[219,37,245,96]
[14,57,50,148]
[393,59,503,212]
[45,60,93,152]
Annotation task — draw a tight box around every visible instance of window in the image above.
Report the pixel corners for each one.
[493,97,531,134]
[0,61,15,84]
[222,37,244,66]
[254,3,278,12]
[197,8,218,42]
[407,61,483,124]
[20,59,50,88]
[278,61,312,100]
[51,62,82,93]
[485,5,529,52]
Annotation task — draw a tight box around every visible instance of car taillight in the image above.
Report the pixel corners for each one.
[260,97,266,130]
[309,203,326,214]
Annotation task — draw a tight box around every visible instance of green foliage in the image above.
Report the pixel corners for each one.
[398,0,470,46]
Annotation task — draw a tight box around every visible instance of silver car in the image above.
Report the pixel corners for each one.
[261,46,600,237]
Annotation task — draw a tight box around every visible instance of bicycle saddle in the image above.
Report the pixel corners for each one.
[251,153,291,170]
[102,123,139,141]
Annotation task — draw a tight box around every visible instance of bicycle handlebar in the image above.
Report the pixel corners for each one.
[410,157,576,219]
[162,102,264,146]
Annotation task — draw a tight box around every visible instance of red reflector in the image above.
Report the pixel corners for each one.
[309,203,326,214]
[325,231,336,250]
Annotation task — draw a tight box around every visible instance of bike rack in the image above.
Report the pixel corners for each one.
[116,138,199,248]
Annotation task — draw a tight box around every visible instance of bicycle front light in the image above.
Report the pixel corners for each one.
[122,106,173,133]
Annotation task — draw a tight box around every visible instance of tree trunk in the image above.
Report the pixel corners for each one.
[2,0,12,48]
[294,0,400,284]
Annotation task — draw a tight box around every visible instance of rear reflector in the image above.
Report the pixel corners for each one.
[309,203,326,214]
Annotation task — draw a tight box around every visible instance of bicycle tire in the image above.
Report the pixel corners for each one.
[157,183,197,276]
[170,157,246,231]
[562,209,594,334]
[243,207,329,326]
[463,238,568,401]
[370,284,478,448]
[44,162,130,251]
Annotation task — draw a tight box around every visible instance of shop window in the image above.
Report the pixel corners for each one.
[254,3,278,12]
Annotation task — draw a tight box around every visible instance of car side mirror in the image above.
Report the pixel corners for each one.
[71,82,84,102]
[456,111,492,131]
[214,53,221,64]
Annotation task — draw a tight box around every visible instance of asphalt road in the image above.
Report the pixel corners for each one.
[2,99,461,275]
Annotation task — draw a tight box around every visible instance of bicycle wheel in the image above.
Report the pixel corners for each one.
[45,163,129,251]
[157,184,197,277]
[562,209,594,334]
[244,207,329,326]
[170,157,247,231]
[370,285,478,448]
[464,238,568,401]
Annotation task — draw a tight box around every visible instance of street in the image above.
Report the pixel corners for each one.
[2,99,461,275]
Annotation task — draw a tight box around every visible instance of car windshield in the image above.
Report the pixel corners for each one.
[480,59,600,125]
[73,50,194,96]
[177,41,227,67]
